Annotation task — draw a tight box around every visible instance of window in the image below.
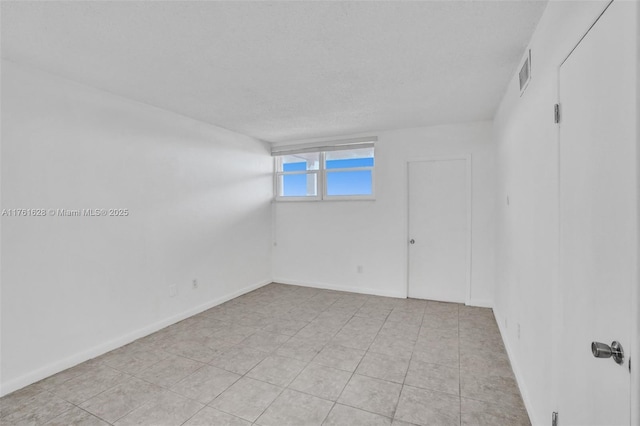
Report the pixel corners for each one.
[277,152,320,199]
[325,148,374,197]
[273,138,375,201]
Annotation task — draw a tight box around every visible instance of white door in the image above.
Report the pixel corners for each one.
[558,1,636,425]
[408,158,469,303]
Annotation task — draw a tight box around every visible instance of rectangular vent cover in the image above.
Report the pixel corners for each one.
[519,49,531,95]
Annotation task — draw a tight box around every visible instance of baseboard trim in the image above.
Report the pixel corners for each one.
[273,278,406,299]
[493,308,539,426]
[466,298,493,308]
[0,279,271,397]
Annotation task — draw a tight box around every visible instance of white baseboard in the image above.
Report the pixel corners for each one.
[273,278,407,299]
[466,298,493,308]
[493,308,539,426]
[0,279,271,397]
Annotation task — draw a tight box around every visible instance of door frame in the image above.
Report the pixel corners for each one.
[634,0,640,420]
[405,154,472,304]
[554,1,639,422]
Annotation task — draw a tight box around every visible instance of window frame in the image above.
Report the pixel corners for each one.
[274,149,375,202]
[322,152,375,201]
[274,163,321,202]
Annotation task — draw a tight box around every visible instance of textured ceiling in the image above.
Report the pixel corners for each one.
[1,1,547,143]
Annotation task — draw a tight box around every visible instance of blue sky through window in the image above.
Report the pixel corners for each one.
[282,173,314,196]
[326,170,372,195]
[283,162,308,172]
[281,156,373,196]
[326,158,374,169]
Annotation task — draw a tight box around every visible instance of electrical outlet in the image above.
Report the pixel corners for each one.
[517,323,521,339]
[357,265,363,273]
[507,195,510,206]
[169,285,177,297]
[192,279,198,289]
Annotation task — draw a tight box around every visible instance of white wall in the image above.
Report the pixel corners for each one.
[492,1,621,424]
[273,122,496,305]
[0,61,273,395]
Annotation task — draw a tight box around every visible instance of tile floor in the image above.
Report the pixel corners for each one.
[0,283,530,425]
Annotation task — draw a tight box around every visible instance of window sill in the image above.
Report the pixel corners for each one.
[274,196,376,203]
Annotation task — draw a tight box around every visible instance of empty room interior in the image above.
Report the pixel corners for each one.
[1,1,639,425]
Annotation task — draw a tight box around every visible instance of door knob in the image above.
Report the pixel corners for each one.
[409,239,415,244]
[591,341,624,365]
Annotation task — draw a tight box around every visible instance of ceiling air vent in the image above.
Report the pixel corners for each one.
[519,49,531,96]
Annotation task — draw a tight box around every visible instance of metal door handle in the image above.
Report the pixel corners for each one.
[409,239,415,244]
[591,341,624,365]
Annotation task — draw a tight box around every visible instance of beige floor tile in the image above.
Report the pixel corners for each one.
[458,326,502,342]
[313,344,365,372]
[1,390,73,424]
[421,314,458,331]
[459,351,514,379]
[394,385,460,426]
[391,420,420,426]
[355,306,393,321]
[461,397,531,426]
[209,344,270,375]
[279,307,323,322]
[386,310,424,325]
[288,362,351,401]
[356,352,410,384]
[36,360,101,391]
[135,354,204,387]
[377,322,420,341]
[323,404,392,426]
[345,316,385,331]
[369,336,415,360]
[234,312,272,328]
[412,338,458,366]
[276,337,326,362]
[211,325,259,345]
[99,345,170,374]
[331,329,377,351]
[164,338,229,364]
[325,305,360,316]
[255,389,333,426]
[460,373,525,411]
[51,364,129,405]
[114,390,203,426]
[210,377,283,422]
[404,360,459,396]
[262,318,309,336]
[338,374,402,418]
[1,386,48,419]
[418,327,458,341]
[295,325,338,342]
[240,331,291,353]
[44,406,110,425]
[183,406,251,426]
[80,377,164,423]
[246,354,307,387]
[311,311,353,329]
[170,365,240,404]
[425,309,459,321]
[459,335,505,354]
